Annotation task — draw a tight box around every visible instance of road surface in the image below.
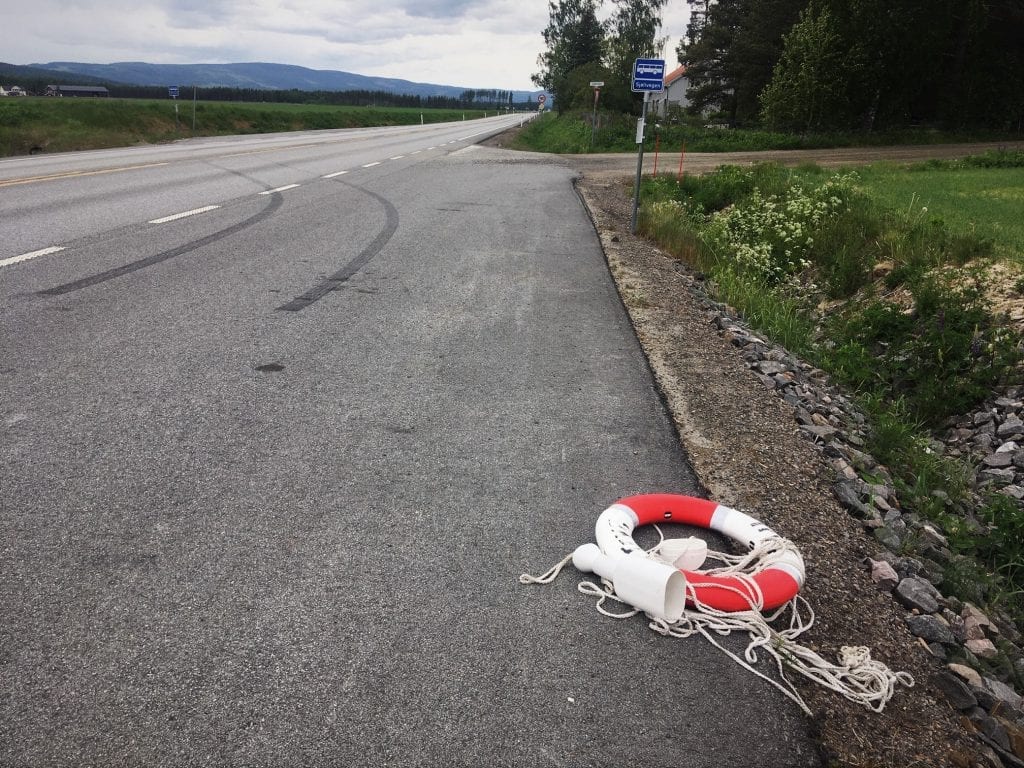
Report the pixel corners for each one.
[1,117,819,766]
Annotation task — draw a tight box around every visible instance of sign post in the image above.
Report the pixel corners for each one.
[168,86,180,131]
[538,93,547,111]
[629,59,664,233]
[589,81,604,149]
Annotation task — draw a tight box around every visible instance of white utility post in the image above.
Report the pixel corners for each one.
[589,81,604,150]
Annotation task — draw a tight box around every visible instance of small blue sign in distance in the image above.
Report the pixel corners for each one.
[631,58,665,92]
[168,86,179,98]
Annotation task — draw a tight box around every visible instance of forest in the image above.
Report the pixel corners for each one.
[535,0,1024,132]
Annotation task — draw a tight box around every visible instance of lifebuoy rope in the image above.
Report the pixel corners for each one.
[520,525,913,715]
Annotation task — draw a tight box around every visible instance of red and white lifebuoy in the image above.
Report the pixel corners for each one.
[596,493,805,612]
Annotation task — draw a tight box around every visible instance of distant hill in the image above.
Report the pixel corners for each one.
[0,62,115,86]
[30,61,542,101]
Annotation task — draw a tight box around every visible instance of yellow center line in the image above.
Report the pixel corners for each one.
[0,161,171,188]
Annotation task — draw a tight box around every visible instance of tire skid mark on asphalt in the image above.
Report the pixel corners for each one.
[277,183,399,312]
[37,193,286,297]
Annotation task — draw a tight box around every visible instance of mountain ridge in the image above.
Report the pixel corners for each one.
[28,61,542,101]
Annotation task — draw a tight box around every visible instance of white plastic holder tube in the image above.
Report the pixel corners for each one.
[572,543,687,622]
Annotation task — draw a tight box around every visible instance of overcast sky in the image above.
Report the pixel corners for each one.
[3,0,691,91]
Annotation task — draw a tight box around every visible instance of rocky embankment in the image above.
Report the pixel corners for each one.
[719,314,1024,767]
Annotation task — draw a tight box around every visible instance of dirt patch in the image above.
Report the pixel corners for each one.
[573,172,975,767]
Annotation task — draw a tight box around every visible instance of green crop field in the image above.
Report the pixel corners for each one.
[0,97,491,157]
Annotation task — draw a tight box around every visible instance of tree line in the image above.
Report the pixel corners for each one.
[533,0,669,113]
[683,0,1024,131]
[534,0,1024,131]
[1,76,534,111]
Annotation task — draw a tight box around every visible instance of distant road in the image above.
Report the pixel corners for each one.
[1,117,819,766]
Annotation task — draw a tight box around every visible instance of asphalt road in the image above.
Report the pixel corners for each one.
[1,118,820,766]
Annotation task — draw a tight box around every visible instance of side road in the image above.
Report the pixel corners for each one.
[562,140,1024,180]
[572,172,972,768]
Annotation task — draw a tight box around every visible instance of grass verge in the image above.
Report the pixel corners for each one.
[514,111,1024,154]
[0,97,490,156]
[637,152,1024,633]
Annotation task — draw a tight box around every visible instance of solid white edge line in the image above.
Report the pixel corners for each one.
[361,162,381,168]
[149,205,221,225]
[0,246,65,268]
[322,170,349,178]
[259,184,300,195]
[389,155,405,160]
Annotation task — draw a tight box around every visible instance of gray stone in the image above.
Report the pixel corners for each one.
[894,556,923,579]
[996,441,1021,453]
[799,424,838,442]
[882,509,904,526]
[894,576,941,613]
[925,642,947,660]
[754,360,789,376]
[986,677,1024,711]
[999,416,1024,438]
[935,671,978,710]
[918,523,949,550]
[974,685,999,711]
[999,485,1024,501]
[981,467,1016,486]
[874,525,904,552]
[975,411,996,426]
[905,614,956,644]
[834,481,875,518]
[969,707,1013,752]
[984,452,1016,468]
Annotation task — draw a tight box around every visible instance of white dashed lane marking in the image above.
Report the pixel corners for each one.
[361,162,381,168]
[0,246,65,269]
[322,170,349,178]
[389,155,405,160]
[259,184,300,195]
[148,205,221,224]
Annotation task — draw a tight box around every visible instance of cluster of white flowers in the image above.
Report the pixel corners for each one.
[702,173,858,285]
[647,199,687,218]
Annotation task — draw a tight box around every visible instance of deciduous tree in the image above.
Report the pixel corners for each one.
[533,0,605,106]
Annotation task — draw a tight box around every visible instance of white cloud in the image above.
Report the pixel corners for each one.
[2,0,689,91]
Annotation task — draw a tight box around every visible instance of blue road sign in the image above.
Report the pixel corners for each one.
[631,58,665,92]
[168,86,179,98]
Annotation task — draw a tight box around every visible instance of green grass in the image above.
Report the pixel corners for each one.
[0,97,490,156]
[636,156,1024,628]
[514,111,1024,154]
[857,163,1024,260]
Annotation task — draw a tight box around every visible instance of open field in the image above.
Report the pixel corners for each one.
[0,97,492,157]
[513,111,1024,155]
[857,163,1024,259]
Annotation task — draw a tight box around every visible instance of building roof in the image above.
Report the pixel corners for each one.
[664,65,687,86]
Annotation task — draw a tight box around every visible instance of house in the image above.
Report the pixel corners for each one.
[45,85,110,97]
[2,85,28,96]
[652,65,689,118]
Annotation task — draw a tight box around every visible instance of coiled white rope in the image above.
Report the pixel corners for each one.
[520,529,913,716]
